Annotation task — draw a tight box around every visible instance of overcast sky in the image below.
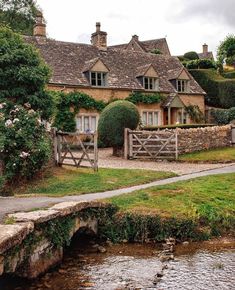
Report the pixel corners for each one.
[37,0,234,57]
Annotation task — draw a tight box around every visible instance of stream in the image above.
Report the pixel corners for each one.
[0,235,234,290]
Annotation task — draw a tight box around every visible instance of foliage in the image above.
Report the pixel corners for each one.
[222,70,235,79]
[185,105,205,123]
[179,147,235,163]
[126,91,164,105]
[217,34,235,66]
[183,51,199,60]
[144,124,214,131]
[151,48,162,55]
[0,104,51,183]
[183,59,217,69]
[0,0,38,35]
[53,91,105,132]
[0,27,53,120]
[98,100,140,148]
[189,69,235,108]
[13,167,176,196]
[211,107,235,125]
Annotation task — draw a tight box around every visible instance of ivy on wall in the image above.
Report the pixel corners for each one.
[53,92,106,132]
[126,92,164,104]
[53,91,165,132]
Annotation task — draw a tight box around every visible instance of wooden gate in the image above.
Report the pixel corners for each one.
[52,129,98,171]
[124,128,178,160]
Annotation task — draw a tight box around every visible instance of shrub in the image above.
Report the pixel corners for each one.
[0,104,51,183]
[211,107,235,125]
[98,100,140,154]
[126,92,163,105]
[184,59,217,69]
[189,69,235,108]
[185,105,205,123]
[222,71,235,79]
[183,51,199,60]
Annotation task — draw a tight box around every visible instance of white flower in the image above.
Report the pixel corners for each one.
[0,103,6,109]
[28,109,35,115]
[13,163,16,166]
[24,103,31,109]
[19,151,30,159]
[5,119,13,128]
[13,118,20,123]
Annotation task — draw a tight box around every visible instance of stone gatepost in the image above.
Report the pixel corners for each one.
[232,125,235,146]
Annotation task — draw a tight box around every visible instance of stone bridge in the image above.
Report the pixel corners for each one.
[0,201,112,279]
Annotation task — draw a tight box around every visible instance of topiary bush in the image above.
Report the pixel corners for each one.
[183,59,217,69]
[98,100,140,155]
[183,51,199,60]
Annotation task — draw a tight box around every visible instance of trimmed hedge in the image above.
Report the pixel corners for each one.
[183,59,217,69]
[98,100,140,148]
[211,107,235,125]
[222,71,235,79]
[143,124,214,131]
[189,69,235,108]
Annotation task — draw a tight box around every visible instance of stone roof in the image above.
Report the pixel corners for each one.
[110,37,171,56]
[198,51,214,60]
[24,36,205,95]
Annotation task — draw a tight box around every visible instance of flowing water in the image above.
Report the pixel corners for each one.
[0,236,234,290]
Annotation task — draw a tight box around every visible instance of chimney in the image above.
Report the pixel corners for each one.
[91,22,107,50]
[33,11,46,37]
[132,35,139,42]
[203,43,208,55]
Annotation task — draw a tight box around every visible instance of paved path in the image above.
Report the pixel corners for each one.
[98,148,234,175]
[0,165,235,222]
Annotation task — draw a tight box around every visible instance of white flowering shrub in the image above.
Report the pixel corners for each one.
[0,103,51,182]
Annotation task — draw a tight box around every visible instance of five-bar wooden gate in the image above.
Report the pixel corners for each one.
[124,128,178,160]
[53,129,98,171]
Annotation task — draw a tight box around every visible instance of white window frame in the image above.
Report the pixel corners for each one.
[90,71,107,87]
[76,114,99,133]
[143,77,158,91]
[141,110,161,126]
[177,79,189,93]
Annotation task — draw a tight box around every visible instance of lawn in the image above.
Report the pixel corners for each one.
[179,147,235,163]
[107,173,235,220]
[15,167,176,197]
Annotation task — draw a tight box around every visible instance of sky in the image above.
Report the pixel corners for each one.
[36,0,234,57]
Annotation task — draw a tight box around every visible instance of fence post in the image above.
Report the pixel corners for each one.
[175,128,178,160]
[129,130,133,159]
[124,128,129,159]
[94,132,98,171]
[232,125,235,147]
[51,127,58,165]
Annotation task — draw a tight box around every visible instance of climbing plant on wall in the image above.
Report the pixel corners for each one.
[126,92,164,104]
[53,92,106,132]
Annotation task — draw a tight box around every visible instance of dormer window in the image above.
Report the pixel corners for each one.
[144,77,156,90]
[177,79,189,93]
[90,72,107,87]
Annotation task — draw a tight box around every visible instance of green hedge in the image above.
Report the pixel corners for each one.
[211,107,235,125]
[183,59,216,69]
[144,124,214,131]
[189,69,235,108]
[222,71,235,79]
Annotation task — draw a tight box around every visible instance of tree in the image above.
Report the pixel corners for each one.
[217,34,235,67]
[0,26,53,119]
[183,51,199,61]
[98,100,140,156]
[0,0,38,35]
[0,27,53,189]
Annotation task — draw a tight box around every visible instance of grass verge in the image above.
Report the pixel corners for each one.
[99,173,235,242]
[14,167,176,197]
[179,147,235,163]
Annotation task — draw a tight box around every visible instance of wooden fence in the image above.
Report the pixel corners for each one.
[124,128,178,160]
[52,129,98,171]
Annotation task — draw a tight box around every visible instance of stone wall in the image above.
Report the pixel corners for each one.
[177,125,232,154]
[0,201,112,279]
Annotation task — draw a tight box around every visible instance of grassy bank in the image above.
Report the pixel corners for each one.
[14,167,176,197]
[179,147,235,163]
[99,173,235,242]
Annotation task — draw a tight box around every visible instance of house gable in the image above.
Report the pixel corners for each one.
[178,68,191,80]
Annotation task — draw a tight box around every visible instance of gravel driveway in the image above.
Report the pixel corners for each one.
[98,148,234,175]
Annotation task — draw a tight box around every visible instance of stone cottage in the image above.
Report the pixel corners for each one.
[25,12,206,132]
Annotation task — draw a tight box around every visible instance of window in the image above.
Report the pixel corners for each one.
[76,115,98,133]
[177,80,188,93]
[90,72,106,86]
[143,77,157,90]
[142,111,159,126]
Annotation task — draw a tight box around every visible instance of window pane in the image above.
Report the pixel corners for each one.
[91,72,96,86]
[153,112,158,125]
[148,112,153,125]
[84,116,89,132]
[144,78,148,89]
[91,116,97,132]
[76,117,82,132]
[149,78,153,90]
[142,112,147,125]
